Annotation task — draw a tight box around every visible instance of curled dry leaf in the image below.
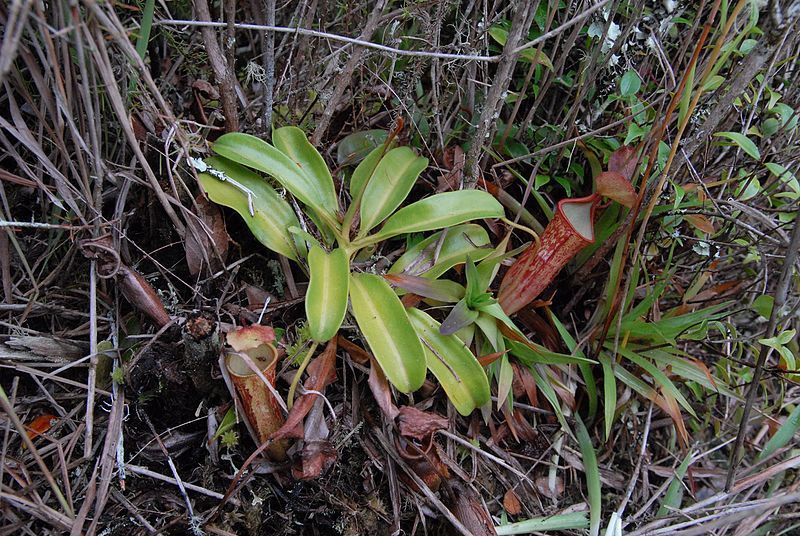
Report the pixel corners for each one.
[503,488,522,515]
[270,337,337,442]
[117,265,171,328]
[368,356,400,420]
[80,236,171,328]
[186,193,230,277]
[447,481,497,536]
[685,214,716,234]
[397,435,450,491]
[535,475,564,498]
[397,406,448,442]
[395,406,451,492]
[291,440,338,480]
[436,145,465,193]
[596,171,637,208]
[608,145,639,182]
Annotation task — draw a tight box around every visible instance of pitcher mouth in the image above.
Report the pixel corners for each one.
[556,194,599,243]
[225,345,279,377]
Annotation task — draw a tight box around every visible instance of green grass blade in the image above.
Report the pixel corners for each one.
[657,450,694,517]
[599,353,617,441]
[576,415,601,536]
[758,404,800,461]
[495,511,589,534]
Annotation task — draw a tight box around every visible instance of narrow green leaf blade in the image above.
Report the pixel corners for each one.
[349,273,426,392]
[758,405,800,461]
[306,246,350,342]
[575,415,601,536]
[599,353,617,441]
[657,450,694,517]
[359,147,428,235]
[198,156,306,260]
[370,191,504,242]
[508,339,596,365]
[212,132,339,221]
[407,308,490,415]
[496,512,589,534]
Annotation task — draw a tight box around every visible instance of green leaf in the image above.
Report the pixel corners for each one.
[508,339,596,366]
[657,450,694,517]
[549,312,598,421]
[575,415,601,536]
[615,346,697,418]
[488,26,553,70]
[212,132,339,224]
[273,126,336,205]
[383,273,465,302]
[440,299,479,336]
[336,129,388,166]
[495,512,589,534]
[306,246,349,342]
[349,273,426,392]
[359,147,428,235]
[758,405,800,461]
[529,365,570,431]
[211,406,238,443]
[599,353,617,441]
[751,294,774,319]
[198,156,306,261]
[497,353,514,409]
[713,132,761,160]
[349,144,388,205]
[366,191,504,243]
[389,224,492,279]
[474,312,503,353]
[407,308,490,415]
[620,69,641,97]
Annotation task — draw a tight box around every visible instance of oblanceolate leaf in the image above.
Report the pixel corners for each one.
[349,273,426,392]
[349,144,387,204]
[336,129,388,166]
[212,132,339,223]
[713,131,761,160]
[306,246,349,342]
[389,224,492,279]
[367,191,504,243]
[359,147,428,235]
[407,308,490,415]
[272,126,338,211]
[198,156,306,261]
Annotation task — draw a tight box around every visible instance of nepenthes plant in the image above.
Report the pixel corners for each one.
[194,125,508,414]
